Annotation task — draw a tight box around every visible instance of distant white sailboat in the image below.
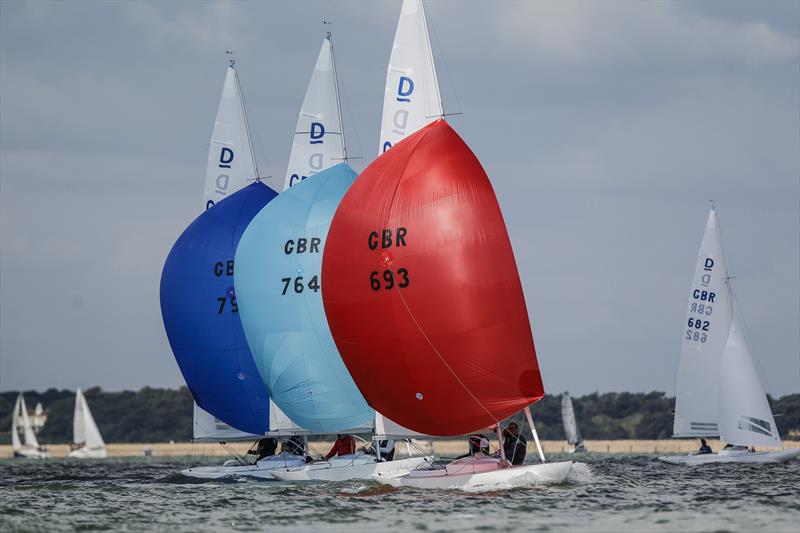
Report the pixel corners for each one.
[11,394,49,459]
[659,207,800,465]
[68,388,107,459]
[561,392,585,453]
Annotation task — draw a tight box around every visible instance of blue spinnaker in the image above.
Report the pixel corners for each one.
[160,181,277,434]
[235,163,374,432]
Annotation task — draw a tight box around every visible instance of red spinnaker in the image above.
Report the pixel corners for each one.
[322,120,543,436]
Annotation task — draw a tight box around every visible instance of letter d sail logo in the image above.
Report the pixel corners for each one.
[219,147,234,169]
[397,76,414,103]
[310,122,325,145]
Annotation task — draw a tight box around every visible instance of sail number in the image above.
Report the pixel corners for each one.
[687,318,709,331]
[370,268,409,291]
[685,330,707,343]
[281,275,320,295]
[217,296,237,314]
[690,302,712,316]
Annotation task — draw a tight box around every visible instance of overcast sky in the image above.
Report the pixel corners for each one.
[1,1,798,397]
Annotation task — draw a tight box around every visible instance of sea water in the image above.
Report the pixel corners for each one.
[1,454,798,532]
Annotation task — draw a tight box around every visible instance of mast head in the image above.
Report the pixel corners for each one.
[226,50,236,67]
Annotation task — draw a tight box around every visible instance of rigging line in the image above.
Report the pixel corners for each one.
[423,0,461,119]
[419,0,444,118]
[231,55,262,181]
[380,126,499,427]
[715,206,774,395]
[329,34,364,169]
[327,30,348,163]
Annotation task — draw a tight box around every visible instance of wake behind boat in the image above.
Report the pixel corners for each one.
[659,207,799,466]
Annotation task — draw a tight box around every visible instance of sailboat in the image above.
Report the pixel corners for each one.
[235,32,432,482]
[658,207,800,465]
[11,394,49,459]
[321,118,573,489]
[161,58,315,479]
[561,392,586,453]
[68,388,107,459]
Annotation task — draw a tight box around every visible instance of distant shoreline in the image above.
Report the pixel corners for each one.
[3,439,798,459]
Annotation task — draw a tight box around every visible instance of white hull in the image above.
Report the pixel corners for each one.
[375,457,573,490]
[68,446,107,459]
[659,448,800,465]
[272,454,434,482]
[181,453,306,479]
[13,447,50,459]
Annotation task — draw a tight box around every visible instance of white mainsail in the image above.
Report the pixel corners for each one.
[194,58,269,441]
[19,394,40,448]
[561,392,582,445]
[719,319,781,447]
[673,208,732,437]
[11,394,23,452]
[284,35,345,190]
[379,0,443,155]
[202,60,258,210]
[73,388,105,451]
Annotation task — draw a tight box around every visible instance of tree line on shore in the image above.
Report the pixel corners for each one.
[0,387,797,444]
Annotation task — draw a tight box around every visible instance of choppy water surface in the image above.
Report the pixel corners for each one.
[1,454,798,532]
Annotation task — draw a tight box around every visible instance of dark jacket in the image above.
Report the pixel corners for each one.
[504,434,527,465]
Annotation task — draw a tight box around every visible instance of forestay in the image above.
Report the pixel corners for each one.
[161,182,277,435]
[322,120,544,436]
[236,163,374,433]
[379,0,442,155]
[284,36,345,190]
[73,388,105,450]
[673,208,732,437]
[719,319,781,447]
[203,61,258,210]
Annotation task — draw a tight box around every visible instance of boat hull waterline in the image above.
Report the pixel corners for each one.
[181,453,306,479]
[658,448,800,465]
[272,454,434,482]
[375,460,574,490]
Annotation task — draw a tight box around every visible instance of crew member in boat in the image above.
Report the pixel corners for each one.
[282,435,306,456]
[362,439,395,461]
[495,423,527,465]
[456,434,490,459]
[323,434,356,459]
[697,439,712,455]
[247,437,278,462]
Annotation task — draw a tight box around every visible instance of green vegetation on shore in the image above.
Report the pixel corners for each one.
[0,388,797,444]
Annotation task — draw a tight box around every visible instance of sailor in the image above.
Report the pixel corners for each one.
[324,434,356,460]
[247,437,277,462]
[456,434,491,459]
[282,435,306,456]
[363,439,396,461]
[698,438,712,455]
[499,423,527,465]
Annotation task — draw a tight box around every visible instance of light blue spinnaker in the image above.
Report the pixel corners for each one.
[235,163,374,432]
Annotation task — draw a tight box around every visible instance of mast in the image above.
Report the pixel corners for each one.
[418,0,443,119]
[327,31,348,162]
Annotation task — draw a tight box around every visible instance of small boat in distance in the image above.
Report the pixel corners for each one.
[11,394,49,459]
[659,207,800,465]
[68,388,107,459]
[561,392,586,453]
